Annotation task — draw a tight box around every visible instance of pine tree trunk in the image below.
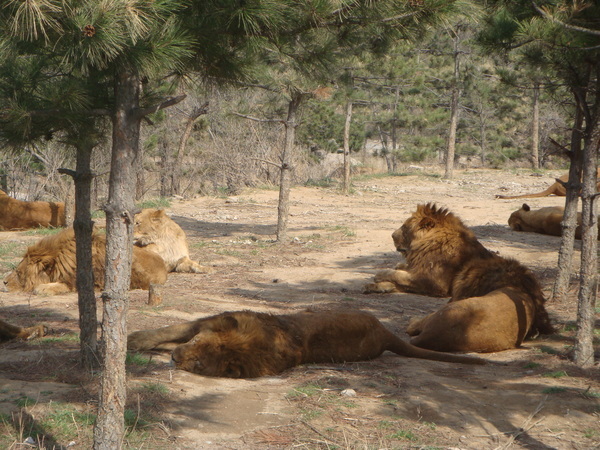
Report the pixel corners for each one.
[573,119,599,368]
[94,71,140,449]
[276,93,301,242]
[552,100,584,302]
[445,33,461,180]
[531,82,540,169]
[74,139,99,371]
[342,101,352,195]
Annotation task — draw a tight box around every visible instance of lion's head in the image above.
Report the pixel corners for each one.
[392,203,463,253]
[133,209,173,245]
[508,203,530,231]
[5,255,54,292]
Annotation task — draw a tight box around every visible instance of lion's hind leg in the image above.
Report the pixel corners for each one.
[406,316,425,336]
[174,257,214,274]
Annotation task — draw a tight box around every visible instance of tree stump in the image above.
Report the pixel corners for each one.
[148,284,163,306]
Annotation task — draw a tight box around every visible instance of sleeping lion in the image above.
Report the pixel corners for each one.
[364,203,554,353]
[128,310,485,378]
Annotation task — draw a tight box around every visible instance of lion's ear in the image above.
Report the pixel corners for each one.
[522,204,530,211]
[221,315,239,330]
[418,217,436,230]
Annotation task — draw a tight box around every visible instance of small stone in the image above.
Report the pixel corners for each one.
[340,389,356,397]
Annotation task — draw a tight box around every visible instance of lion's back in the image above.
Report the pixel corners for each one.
[0,194,65,230]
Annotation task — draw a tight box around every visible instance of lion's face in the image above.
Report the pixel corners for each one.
[133,209,168,246]
[4,257,52,292]
[508,204,530,232]
[171,333,245,378]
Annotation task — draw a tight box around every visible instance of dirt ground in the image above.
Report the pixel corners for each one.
[0,167,599,449]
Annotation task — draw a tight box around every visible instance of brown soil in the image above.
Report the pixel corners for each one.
[0,168,598,449]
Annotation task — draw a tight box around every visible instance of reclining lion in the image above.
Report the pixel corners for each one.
[134,209,213,273]
[364,203,496,297]
[0,190,65,230]
[0,319,46,342]
[508,204,592,239]
[496,169,600,199]
[364,203,554,353]
[4,228,168,295]
[127,310,485,378]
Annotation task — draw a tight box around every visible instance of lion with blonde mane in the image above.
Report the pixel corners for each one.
[0,190,65,230]
[365,203,554,353]
[4,228,168,295]
[134,209,213,273]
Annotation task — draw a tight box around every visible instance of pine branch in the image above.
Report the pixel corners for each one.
[532,1,600,37]
[136,95,187,119]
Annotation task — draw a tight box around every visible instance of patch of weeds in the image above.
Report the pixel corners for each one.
[126,352,151,366]
[91,209,105,219]
[41,333,80,344]
[215,249,243,257]
[341,297,356,302]
[140,382,169,395]
[256,184,279,191]
[538,345,561,355]
[300,408,323,421]
[562,323,577,332]
[523,362,541,369]
[422,421,437,430]
[378,420,394,429]
[42,404,95,441]
[325,225,356,237]
[582,390,600,399]
[137,197,171,209]
[306,177,336,188]
[15,396,37,408]
[543,371,568,378]
[189,241,211,249]
[288,383,323,398]
[542,387,567,394]
[0,241,27,270]
[388,429,417,441]
[584,429,599,439]
[382,399,399,408]
[23,227,63,237]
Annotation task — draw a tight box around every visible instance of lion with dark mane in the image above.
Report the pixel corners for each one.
[128,310,485,378]
[0,319,46,342]
[4,228,168,295]
[0,190,65,230]
[365,203,554,353]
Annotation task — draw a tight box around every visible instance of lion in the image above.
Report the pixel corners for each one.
[4,228,168,295]
[406,257,555,352]
[508,203,589,239]
[134,209,213,273]
[0,190,66,230]
[127,309,485,378]
[0,319,46,342]
[364,203,496,296]
[496,169,600,199]
[364,203,554,353]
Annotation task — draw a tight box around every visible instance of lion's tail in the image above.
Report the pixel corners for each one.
[387,333,486,365]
